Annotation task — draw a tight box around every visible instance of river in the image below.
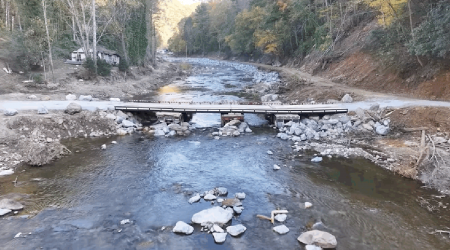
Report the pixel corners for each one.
[0,60,449,250]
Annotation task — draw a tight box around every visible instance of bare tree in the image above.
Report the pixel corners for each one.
[42,0,55,82]
[92,0,97,73]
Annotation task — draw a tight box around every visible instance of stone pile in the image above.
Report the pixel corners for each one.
[173,187,247,244]
[275,111,391,143]
[99,110,143,136]
[213,120,252,138]
[148,121,193,137]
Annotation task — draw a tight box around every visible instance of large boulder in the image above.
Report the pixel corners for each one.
[37,107,48,114]
[375,125,389,136]
[173,221,194,235]
[297,230,337,249]
[65,103,82,115]
[65,94,77,101]
[192,207,233,224]
[0,199,24,211]
[341,94,353,103]
[78,95,92,101]
[121,120,135,128]
[4,109,18,116]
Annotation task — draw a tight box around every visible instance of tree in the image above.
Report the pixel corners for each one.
[42,0,54,81]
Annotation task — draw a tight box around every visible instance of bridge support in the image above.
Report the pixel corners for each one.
[221,113,244,126]
[156,112,184,124]
[273,114,301,128]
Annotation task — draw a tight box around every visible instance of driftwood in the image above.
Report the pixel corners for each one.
[416,130,427,167]
[403,127,429,132]
[257,210,288,224]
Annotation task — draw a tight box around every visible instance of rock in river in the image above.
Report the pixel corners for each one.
[192,207,233,224]
[0,199,24,211]
[273,164,281,170]
[173,221,194,235]
[0,208,12,217]
[213,224,224,233]
[311,157,323,162]
[226,224,246,237]
[37,107,48,114]
[215,187,228,196]
[204,194,217,201]
[121,120,135,128]
[235,192,246,199]
[221,198,242,207]
[297,230,337,249]
[274,214,287,222]
[273,225,289,235]
[213,232,227,243]
[189,194,201,204]
[306,245,323,250]
[65,103,82,115]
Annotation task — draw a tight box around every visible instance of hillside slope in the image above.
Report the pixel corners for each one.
[156,0,199,48]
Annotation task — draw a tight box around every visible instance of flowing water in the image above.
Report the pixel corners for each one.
[0,62,450,250]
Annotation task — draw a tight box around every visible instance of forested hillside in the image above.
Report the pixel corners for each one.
[0,0,163,76]
[168,0,450,99]
[156,0,199,48]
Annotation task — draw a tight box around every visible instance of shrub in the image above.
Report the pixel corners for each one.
[33,74,44,84]
[97,59,112,76]
[82,58,112,77]
[118,58,129,72]
[83,57,96,76]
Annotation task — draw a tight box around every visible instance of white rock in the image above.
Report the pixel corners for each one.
[305,202,313,208]
[111,141,117,144]
[376,125,390,136]
[341,94,353,103]
[78,95,92,101]
[122,120,135,128]
[14,232,22,238]
[305,245,323,250]
[217,198,224,203]
[120,219,131,225]
[154,130,165,136]
[226,224,246,237]
[117,129,127,136]
[106,114,116,120]
[214,136,220,140]
[273,225,290,235]
[101,144,106,150]
[192,207,233,224]
[297,230,337,249]
[274,214,287,222]
[267,150,273,155]
[273,164,281,170]
[245,127,252,133]
[65,94,77,101]
[0,169,14,176]
[212,232,227,243]
[0,208,12,216]
[216,187,228,196]
[189,194,201,204]
[213,224,224,233]
[110,98,121,102]
[235,192,246,199]
[204,194,217,201]
[0,199,24,210]
[311,157,323,162]
[173,221,194,235]
[27,95,38,100]
[4,109,18,116]
[233,206,243,214]
[37,107,48,114]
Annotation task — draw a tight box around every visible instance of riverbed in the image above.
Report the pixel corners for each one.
[0,60,449,250]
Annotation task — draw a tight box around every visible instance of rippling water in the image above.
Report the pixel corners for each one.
[0,62,449,250]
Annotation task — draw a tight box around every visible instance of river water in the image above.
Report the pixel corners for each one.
[0,61,450,250]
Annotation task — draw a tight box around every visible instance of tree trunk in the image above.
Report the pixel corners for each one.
[42,0,55,82]
[18,14,22,31]
[92,0,97,73]
[120,31,129,63]
[408,0,423,67]
[72,16,76,41]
